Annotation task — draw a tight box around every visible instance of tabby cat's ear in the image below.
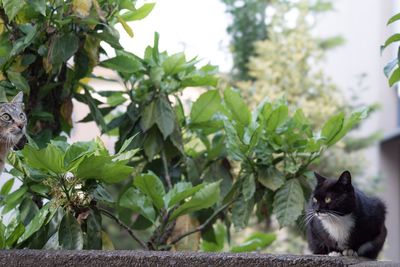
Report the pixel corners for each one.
[338,170,352,186]
[11,92,24,104]
[314,172,327,185]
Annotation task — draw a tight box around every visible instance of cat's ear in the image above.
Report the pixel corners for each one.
[11,92,24,104]
[338,170,352,186]
[314,172,327,185]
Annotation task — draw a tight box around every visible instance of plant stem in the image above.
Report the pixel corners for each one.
[161,150,172,189]
[169,200,233,246]
[98,207,148,250]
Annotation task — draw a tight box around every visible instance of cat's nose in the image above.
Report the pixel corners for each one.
[16,123,24,130]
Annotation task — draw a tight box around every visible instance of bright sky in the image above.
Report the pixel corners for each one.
[114,0,233,73]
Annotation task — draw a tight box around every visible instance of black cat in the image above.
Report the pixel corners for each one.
[306,171,387,259]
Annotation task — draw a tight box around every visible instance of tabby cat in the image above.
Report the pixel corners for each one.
[0,92,27,174]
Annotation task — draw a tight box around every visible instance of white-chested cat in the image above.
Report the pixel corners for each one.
[0,92,27,174]
[306,171,387,259]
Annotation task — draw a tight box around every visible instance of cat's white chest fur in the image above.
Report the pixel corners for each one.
[318,213,355,249]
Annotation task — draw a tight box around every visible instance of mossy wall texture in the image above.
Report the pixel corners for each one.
[0,250,399,267]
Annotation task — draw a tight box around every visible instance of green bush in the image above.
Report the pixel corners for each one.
[0,0,367,250]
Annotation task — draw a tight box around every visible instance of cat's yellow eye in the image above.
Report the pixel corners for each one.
[1,114,11,121]
[325,197,331,203]
[312,197,318,203]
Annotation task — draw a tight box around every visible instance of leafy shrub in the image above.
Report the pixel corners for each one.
[0,0,155,145]
[383,12,400,87]
[0,0,367,251]
[1,138,221,249]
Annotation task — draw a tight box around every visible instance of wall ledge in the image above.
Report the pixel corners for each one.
[0,250,398,267]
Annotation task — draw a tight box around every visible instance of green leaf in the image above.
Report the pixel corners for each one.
[30,184,50,195]
[133,172,165,210]
[3,0,25,21]
[120,187,156,222]
[231,196,253,229]
[223,120,245,161]
[30,0,46,15]
[120,3,156,21]
[19,198,39,225]
[0,179,14,196]
[143,127,163,160]
[266,105,288,132]
[242,174,255,201]
[76,155,133,184]
[117,15,134,37]
[327,107,369,146]
[100,54,143,73]
[93,25,123,50]
[22,144,65,173]
[170,181,221,221]
[155,96,176,139]
[152,32,160,63]
[86,210,102,249]
[7,71,30,94]
[190,90,222,123]
[293,109,309,126]
[18,203,52,243]
[384,59,398,78]
[273,179,304,227]
[388,13,400,25]
[224,88,251,126]
[93,185,114,203]
[82,89,108,132]
[140,100,157,132]
[0,222,5,249]
[389,67,400,87]
[4,186,27,206]
[58,212,84,249]
[117,134,137,154]
[162,52,186,75]
[230,232,276,253]
[6,222,24,248]
[106,92,126,107]
[321,112,345,145]
[258,167,285,191]
[163,182,205,209]
[64,141,96,169]
[120,0,135,10]
[50,33,79,66]
[200,223,226,252]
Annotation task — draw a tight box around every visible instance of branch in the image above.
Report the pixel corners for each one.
[98,207,148,250]
[169,200,233,246]
[161,150,172,189]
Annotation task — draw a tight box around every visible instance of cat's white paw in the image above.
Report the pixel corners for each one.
[342,249,358,257]
[328,251,341,257]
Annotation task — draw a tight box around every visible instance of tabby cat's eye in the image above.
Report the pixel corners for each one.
[312,197,318,203]
[325,197,331,203]
[19,113,25,120]
[1,114,11,121]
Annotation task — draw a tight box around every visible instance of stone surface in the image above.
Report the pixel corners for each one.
[0,250,398,267]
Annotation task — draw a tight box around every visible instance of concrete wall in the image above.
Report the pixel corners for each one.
[0,250,398,267]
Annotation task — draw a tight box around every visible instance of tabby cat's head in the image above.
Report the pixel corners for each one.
[0,92,27,147]
[311,171,356,216]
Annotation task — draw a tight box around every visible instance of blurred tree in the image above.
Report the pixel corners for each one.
[239,0,379,179]
[221,0,268,81]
